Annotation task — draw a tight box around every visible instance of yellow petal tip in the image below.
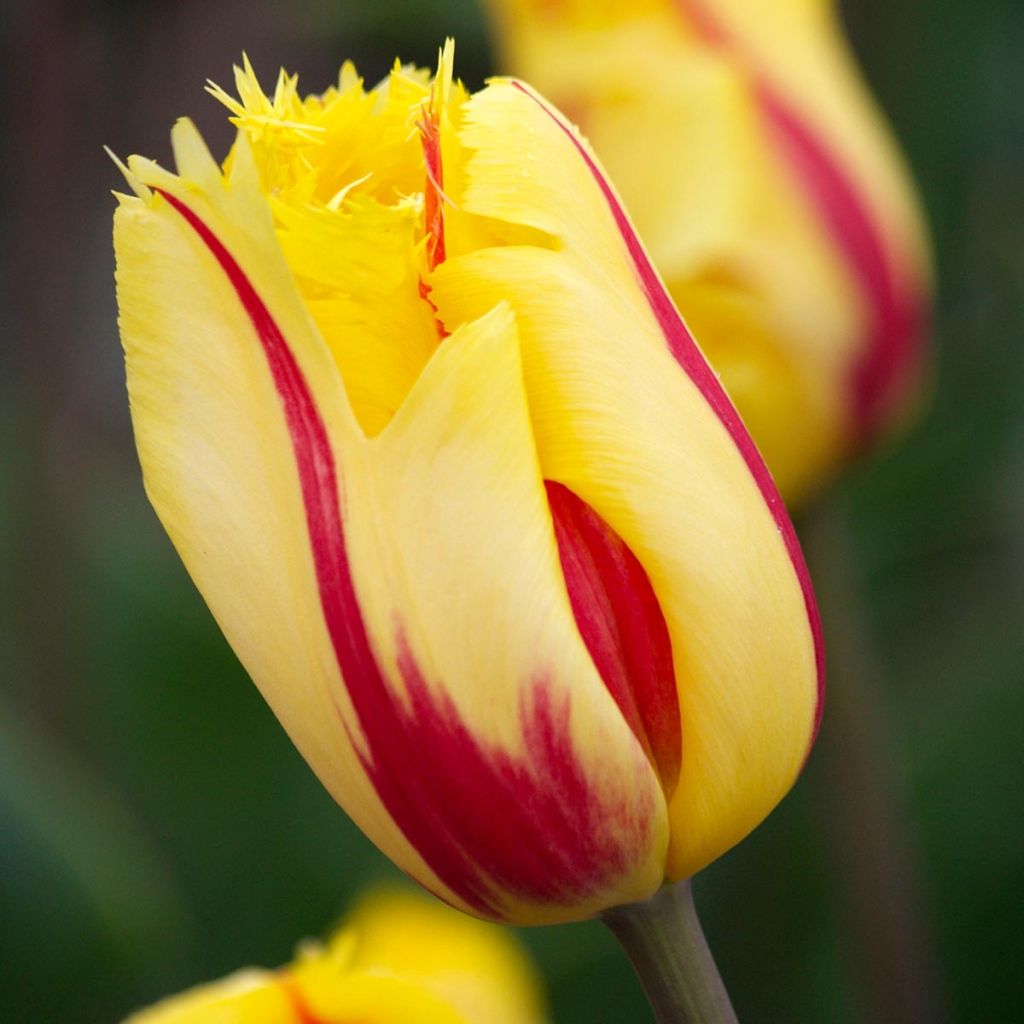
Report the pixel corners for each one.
[105,145,152,201]
[170,117,221,186]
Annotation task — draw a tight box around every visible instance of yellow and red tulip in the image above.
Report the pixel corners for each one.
[124,888,546,1023]
[486,0,933,503]
[112,43,822,925]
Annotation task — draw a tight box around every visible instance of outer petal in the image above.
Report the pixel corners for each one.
[340,304,668,922]
[116,120,666,924]
[125,889,545,1024]
[678,0,928,272]
[114,121,426,889]
[431,81,822,880]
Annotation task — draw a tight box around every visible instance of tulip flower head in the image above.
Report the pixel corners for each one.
[124,888,545,1023]
[486,0,933,503]
[113,43,822,926]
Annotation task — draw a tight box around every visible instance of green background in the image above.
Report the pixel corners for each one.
[1,0,1021,1021]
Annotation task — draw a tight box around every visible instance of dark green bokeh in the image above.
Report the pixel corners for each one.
[1,1,1021,1021]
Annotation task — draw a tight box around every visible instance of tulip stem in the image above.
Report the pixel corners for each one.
[602,878,738,1024]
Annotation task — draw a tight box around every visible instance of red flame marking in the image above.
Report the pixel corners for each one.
[547,482,681,795]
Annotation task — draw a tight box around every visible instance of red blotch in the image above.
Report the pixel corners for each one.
[546,481,681,795]
[509,84,826,742]
[356,641,652,918]
[159,190,654,919]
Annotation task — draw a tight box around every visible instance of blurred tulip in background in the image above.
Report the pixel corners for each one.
[126,887,546,1023]
[486,0,932,503]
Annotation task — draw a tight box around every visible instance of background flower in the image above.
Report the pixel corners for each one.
[126,887,546,1023]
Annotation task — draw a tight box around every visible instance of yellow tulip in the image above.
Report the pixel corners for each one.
[486,0,933,503]
[124,888,545,1023]
[112,43,822,925]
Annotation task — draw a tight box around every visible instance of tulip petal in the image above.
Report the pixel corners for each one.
[340,304,668,922]
[115,121,439,903]
[546,481,681,797]
[272,197,442,436]
[431,80,822,879]
[480,29,858,500]
[125,967,467,1024]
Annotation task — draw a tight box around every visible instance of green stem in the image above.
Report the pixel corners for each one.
[603,879,738,1024]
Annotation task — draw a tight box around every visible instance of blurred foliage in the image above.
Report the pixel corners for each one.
[1,0,1022,1021]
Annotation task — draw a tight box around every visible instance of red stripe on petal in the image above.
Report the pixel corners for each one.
[160,191,655,918]
[546,481,681,796]
[677,0,927,436]
[508,85,826,741]
[360,640,656,918]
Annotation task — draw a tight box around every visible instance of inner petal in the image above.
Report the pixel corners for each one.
[546,481,681,796]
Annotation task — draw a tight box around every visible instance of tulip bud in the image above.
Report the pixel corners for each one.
[485,0,932,503]
[124,888,545,1023]
[112,43,822,925]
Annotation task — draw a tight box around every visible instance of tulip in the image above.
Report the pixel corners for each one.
[112,43,822,929]
[485,0,932,503]
[124,888,546,1023]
